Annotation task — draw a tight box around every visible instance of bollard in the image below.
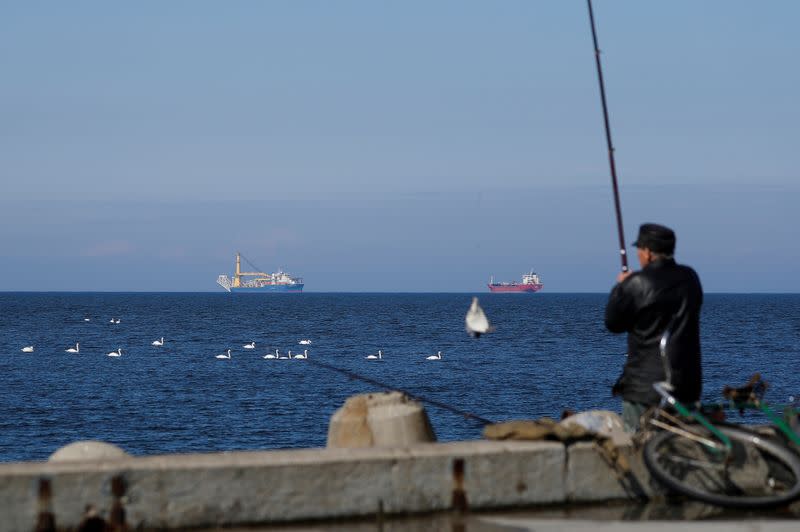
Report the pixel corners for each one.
[327,391,436,448]
[49,441,129,462]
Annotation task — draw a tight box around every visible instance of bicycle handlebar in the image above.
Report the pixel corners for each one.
[658,316,677,386]
[653,381,676,405]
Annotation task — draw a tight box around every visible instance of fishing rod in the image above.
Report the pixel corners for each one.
[304,357,496,426]
[586,0,628,273]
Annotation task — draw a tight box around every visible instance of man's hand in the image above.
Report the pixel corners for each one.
[616,270,633,284]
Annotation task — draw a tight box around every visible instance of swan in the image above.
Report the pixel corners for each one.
[365,350,382,360]
[299,339,312,345]
[426,351,442,360]
[84,318,91,322]
[243,341,256,349]
[21,346,34,353]
[107,348,123,357]
[115,318,121,324]
[215,349,232,359]
[264,349,279,360]
[151,337,164,346]
[278,350,290,360]
[65,343,79,353]
[294,349,308,359]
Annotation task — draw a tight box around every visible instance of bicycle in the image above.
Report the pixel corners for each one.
[639,324,800,508]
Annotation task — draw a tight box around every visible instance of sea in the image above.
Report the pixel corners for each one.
[1,293,799,463]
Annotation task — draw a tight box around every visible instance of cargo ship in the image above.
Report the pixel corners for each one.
[217,253,304,293]
[488,270,543,293]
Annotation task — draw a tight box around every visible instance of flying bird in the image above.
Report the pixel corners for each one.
[465,297,494,338]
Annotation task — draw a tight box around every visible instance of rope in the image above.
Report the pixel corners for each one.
[239,252,265,273]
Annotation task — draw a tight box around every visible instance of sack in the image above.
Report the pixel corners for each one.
[483,410,628,446]
[559,410,629,447]
[483,411,632,475]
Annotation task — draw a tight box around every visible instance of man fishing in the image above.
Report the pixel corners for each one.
[604,223,704,432]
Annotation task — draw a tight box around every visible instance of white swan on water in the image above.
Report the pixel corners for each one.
[293,349,308,359]
[365,350,382,360]
[65,343,79,353]
[21,346,34,353]
[243,341,256,349]
[215,349,232,359]
[107,348,123,357]
[426,351,442,360]
[278,350,290,360]
[299,339,312,345]
[264,349,279,360]
[84,318,91,322]
[151,337,164,346]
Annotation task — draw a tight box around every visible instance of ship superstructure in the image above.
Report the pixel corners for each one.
[488,270,543,293]
[217,253,304,293]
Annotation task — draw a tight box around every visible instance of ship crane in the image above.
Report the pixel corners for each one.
[233,252,271,287]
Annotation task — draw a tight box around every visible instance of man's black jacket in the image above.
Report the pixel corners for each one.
[605,258,703,405]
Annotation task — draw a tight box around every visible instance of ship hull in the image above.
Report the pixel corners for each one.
[488,284,543,293]
[230,284,304,293]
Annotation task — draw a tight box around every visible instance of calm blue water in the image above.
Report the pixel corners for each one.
[1,293,798,463]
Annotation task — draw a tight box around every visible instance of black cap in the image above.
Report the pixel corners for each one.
[632,223,676,254]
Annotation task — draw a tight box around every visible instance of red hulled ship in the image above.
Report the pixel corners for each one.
[488,271,543,293]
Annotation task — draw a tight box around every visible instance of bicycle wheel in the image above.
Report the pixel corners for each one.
[644,424,800,508]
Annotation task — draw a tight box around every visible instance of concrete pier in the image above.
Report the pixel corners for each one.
[0,438,664,531]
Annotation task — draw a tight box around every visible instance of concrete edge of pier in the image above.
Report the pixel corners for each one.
[0,439,669,530]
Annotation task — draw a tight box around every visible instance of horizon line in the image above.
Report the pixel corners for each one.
[1,290,798,295]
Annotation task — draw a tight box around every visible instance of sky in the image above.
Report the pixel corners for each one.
[1,1,798,292]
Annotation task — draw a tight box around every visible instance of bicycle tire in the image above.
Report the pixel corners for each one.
[644,424,800,508]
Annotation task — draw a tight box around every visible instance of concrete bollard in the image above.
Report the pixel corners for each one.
[48,441,129,462]
[327,391,436,448]
[326,394,373,448]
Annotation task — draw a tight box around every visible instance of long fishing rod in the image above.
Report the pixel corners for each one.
[304,357,496,426]
[586,0,628,273]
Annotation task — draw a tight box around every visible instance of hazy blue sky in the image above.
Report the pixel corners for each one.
[1,1,798,291]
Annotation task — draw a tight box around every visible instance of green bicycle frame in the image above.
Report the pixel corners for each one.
[705,400,800,447]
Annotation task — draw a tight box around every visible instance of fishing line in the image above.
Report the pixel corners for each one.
[304,357,496,426]
[586,0,629,272]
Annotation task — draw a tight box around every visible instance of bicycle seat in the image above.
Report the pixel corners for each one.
[722,372,768,403]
